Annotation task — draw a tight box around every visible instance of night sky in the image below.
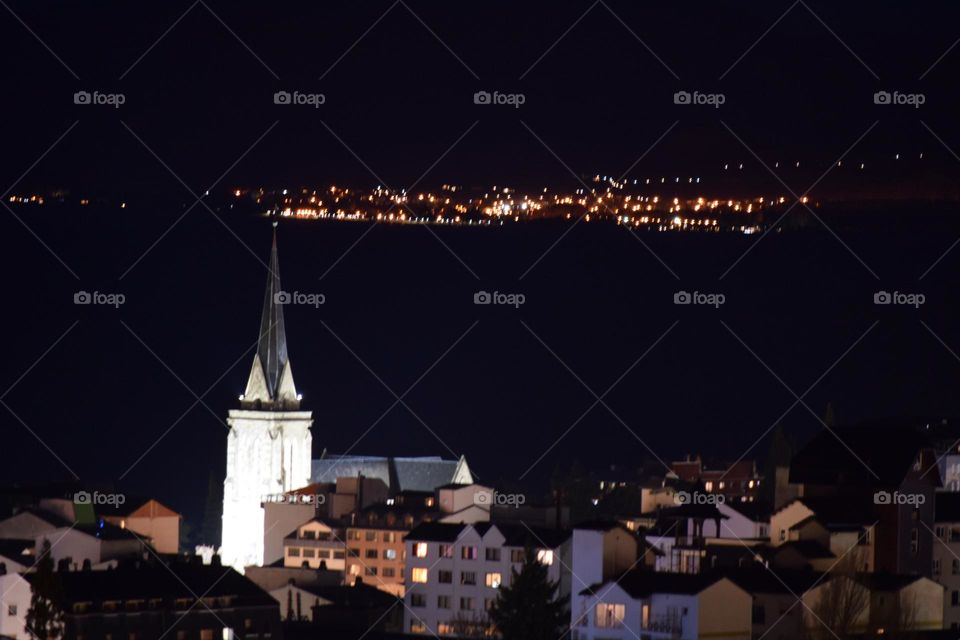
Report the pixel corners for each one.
[3,1,960,528]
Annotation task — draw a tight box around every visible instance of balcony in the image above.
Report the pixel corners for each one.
[643,615,683,635]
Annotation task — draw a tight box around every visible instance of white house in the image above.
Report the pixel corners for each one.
[402,522,570,636]
[37,523,145,570]
[0,572,31,640]
[571,571,752,640]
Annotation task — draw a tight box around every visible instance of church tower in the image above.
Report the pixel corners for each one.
[221,224,313,572]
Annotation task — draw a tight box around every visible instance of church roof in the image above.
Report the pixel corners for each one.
[311,455,471,494]
[242,224,299,409]
[258,226,288,398]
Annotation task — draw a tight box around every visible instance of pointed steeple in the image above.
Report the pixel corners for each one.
[241,223,299,410]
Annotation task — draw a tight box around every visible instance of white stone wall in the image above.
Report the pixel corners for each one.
[221,409,312,572]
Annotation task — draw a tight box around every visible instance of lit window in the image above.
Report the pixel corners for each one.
[411,567,428,583]
[461,546,478,560]
[536,549,554,566]
[485,573,502,588]
[440,544,454,558]
[704,481,713,492]
[410,620,426,633]
[384,549,397,560]
[596,603,625,629]
[414,543,428,558]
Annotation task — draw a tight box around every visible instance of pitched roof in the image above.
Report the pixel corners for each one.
[790,427,936,488]
[404,522,571,548]
[581,570,728,598]
[775,540,835,560]
[290,582,399,608]
[405,522,467,543]
[311,455,465,493]
[33,562,276,606]
[98,497,180,519]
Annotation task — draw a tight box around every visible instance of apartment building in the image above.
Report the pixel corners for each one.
[402,521,570,636]
[282,518,347,571]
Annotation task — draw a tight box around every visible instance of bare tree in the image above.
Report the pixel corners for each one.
[809,551,868,640]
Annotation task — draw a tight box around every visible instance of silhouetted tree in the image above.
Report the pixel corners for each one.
[490,546,568,640]
[25,539,65,639]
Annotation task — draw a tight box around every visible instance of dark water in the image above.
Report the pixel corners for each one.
[2,200,960,526]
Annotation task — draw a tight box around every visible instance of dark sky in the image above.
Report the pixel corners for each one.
[3,2,960,529]
[1,1,959,195]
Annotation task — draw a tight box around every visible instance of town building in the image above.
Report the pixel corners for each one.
[934,491,960,629]
[220,227,474,572]
[282,518,346,571]
[402,521,571,636]
[31,560,282,640]
[100,497,181,554]
[572,571,753,640]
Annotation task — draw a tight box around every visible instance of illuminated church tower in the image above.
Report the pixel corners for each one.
[221,224,313,571]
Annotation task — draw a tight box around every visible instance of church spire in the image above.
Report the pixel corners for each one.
[241,223,299,410]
